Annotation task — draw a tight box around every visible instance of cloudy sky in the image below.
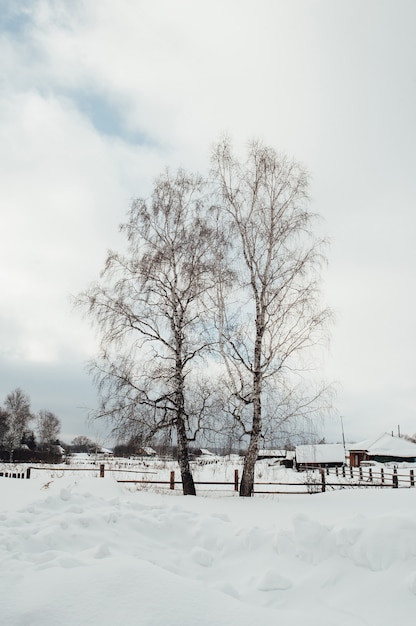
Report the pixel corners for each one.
[1,0,415,445]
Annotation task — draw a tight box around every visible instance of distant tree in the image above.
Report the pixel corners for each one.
[37,410,61,452]
[3,388,33,462]
[0,408,8,448]
[112,442,129,457]
[153,427,174,457]
[70,435,97,453]
[77,169,221,495]
[58,440,70,454]
[113,432,143,457]
[21,429,37,451]
[211,139,332,496]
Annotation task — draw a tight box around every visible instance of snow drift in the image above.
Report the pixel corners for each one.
[1,477,416,625]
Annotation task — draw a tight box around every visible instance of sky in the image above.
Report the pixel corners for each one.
[0,0,415,445]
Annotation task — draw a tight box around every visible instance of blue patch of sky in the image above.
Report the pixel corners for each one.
[73,89,156,147]
[1,1,33,35]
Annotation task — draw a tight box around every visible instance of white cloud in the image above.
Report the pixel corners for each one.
[0,0,415,440]
[0,89,162,364]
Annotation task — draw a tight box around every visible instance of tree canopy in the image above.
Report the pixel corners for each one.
[78,139,332,496]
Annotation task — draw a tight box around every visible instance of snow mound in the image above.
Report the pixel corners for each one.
[1,480,416,625]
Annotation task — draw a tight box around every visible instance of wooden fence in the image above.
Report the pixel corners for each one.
[2,464,416,494]
[118,467,416,493]
[0,470,26,479]
[322,465,415,489]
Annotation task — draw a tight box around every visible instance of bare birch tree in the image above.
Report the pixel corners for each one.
[77,170,219,495]
[3,388,33,462]
[211,139,332,496]
[0,408,9,449]
[37,410,61,451]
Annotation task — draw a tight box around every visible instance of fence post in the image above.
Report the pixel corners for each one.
[320,468,326,493]
[100,464,105,478]
[369,468,373,482]
[381,467,384,484]
[170,470,175,490]
[359,466,363,481]
[342,465,345,478]
[392,467,398,489]
[350,466,353,479]
[234,469,239,491]
[411,469,414,487]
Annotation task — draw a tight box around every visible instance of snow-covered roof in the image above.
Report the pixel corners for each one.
[296,443,345,464]
[349,433,416,458]
[141,446,157,456]
[258,449,287,457]
[200,448,215,456]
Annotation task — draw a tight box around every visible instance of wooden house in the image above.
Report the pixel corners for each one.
[295,443,345,471]
[137,446,157,457]
[258,449,287,460]
[349,433,416,467]
[258,449,295,467]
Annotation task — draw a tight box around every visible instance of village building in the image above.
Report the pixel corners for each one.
[137,446,158,457]
[349,433,416,467]
[295,443,345,471]
[258,449,295,467]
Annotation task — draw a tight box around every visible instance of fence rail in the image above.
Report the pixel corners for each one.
[115,466,416,493]
[0,471,26,479]
[322,465,415,488]
[2,464,416,494]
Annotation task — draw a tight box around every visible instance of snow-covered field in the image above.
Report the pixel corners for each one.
[1,461,416,625]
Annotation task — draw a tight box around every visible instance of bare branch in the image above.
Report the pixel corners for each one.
[211,138,333,496]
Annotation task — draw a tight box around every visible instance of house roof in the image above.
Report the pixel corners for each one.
[142,446,157,455]
[349,433,416,458]
[258,449,287,457]
[295,443,345,464]
[199,448,215,456]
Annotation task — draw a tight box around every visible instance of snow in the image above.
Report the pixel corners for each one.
[350,432,416,458]
[198,448,215,456]
[1,463,416,625]
[258,448,287,457]
[295,443,345,464]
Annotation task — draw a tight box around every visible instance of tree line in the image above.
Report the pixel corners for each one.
[0,387,61,462]
[77,138,333,496]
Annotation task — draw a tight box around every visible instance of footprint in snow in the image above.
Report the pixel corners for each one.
[216,582,240,599]
[257,569,292,591]
[407,572,416,595]
[191,546,214,567]
[95,543,111,559]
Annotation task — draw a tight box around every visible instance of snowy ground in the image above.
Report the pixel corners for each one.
[1,463,416,625]
[9,455,413,493]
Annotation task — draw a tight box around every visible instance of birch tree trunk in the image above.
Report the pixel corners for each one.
[77,169,219,496]
[212,138,332,497]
